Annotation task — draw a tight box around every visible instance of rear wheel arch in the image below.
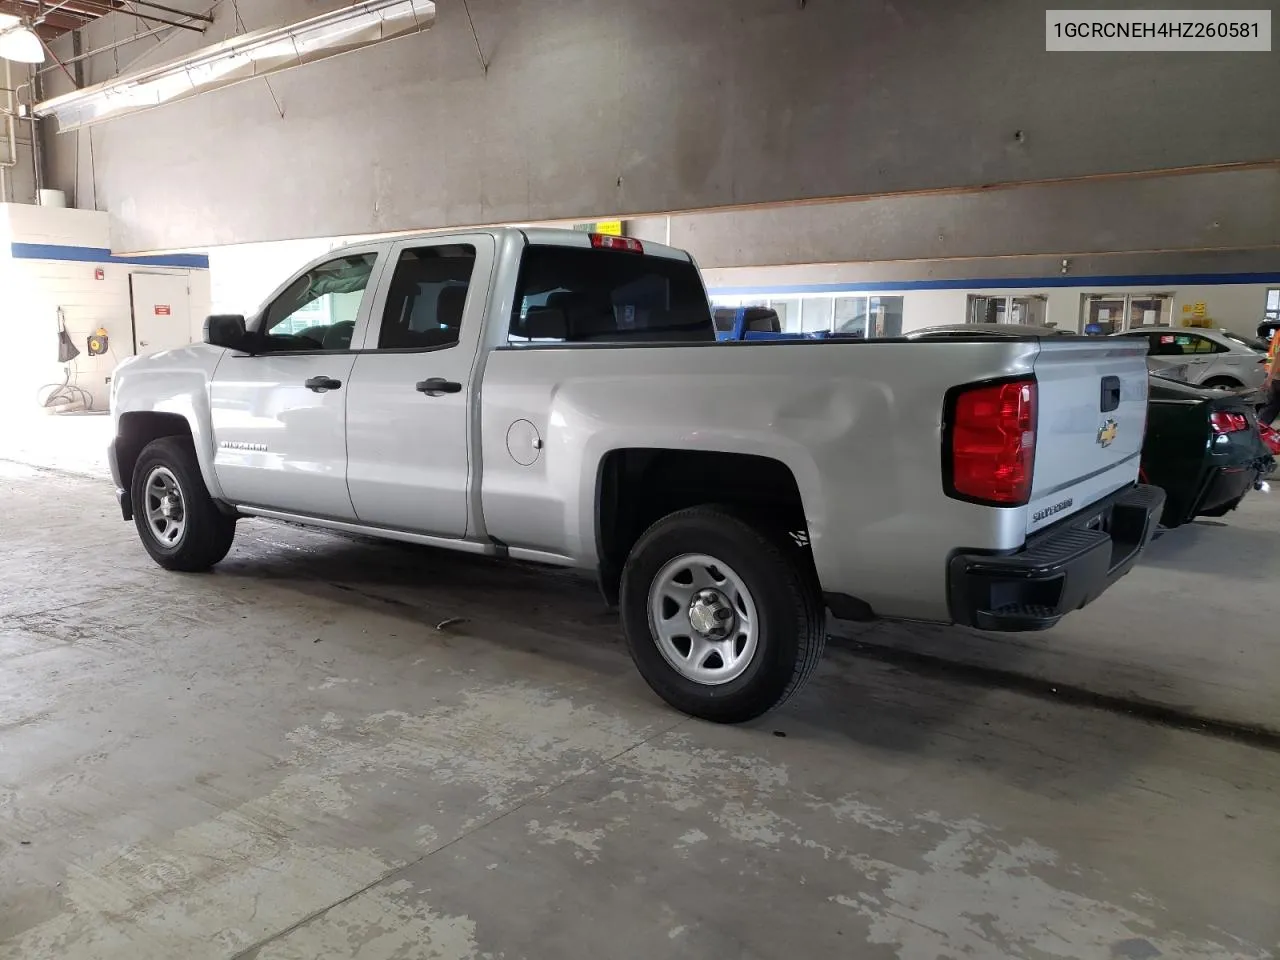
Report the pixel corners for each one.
[594,447,812,607]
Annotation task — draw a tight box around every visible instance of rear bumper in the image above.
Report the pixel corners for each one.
[107,439,132,521]
[948,483,1165,632]
[1194,457,1273,517]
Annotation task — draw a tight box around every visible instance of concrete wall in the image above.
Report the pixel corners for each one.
[628,168,1280,269]
[698,249,1280,288]
[39,0,1280,252]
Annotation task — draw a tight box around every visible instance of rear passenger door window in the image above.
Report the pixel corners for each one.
[375,245,477,351]
[509,244,713,344]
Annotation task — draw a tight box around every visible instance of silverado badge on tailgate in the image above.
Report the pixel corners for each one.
[1097,419,1119,448]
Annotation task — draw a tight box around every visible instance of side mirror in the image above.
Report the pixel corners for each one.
[203,314,248,350]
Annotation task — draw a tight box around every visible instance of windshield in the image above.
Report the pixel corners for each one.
[1221,331,1267,352]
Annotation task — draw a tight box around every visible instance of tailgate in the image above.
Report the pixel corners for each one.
[1026,338,1148,535]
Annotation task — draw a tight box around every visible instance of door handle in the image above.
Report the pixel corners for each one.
[1100,375,1121,413]
[416,378,462,397]
[305,376,343,393]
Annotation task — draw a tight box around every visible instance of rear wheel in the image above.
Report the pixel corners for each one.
[131,437,236,571]
[619,506,824,723]
[1202,377,1242,390]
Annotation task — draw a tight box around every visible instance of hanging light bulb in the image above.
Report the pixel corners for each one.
[0,18,46,65]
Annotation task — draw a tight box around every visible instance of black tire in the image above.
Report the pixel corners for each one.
[1202,377,1242,390]
[619,506,825,723]
[131,436,236,571]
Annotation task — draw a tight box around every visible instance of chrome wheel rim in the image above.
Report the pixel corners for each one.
[144,466,186,548]
[648,553,759,685]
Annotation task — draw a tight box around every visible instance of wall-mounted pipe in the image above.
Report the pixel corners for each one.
[1,59,17,202]
[36,21,173,76]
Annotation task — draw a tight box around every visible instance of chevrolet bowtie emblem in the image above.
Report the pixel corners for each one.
[1097,419,1119,448]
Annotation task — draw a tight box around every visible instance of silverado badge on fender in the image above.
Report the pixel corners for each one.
[1097,419,1119,448]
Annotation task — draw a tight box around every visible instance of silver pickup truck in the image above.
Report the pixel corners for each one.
[108,228,1164,722]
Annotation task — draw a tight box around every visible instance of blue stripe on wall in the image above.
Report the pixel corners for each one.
[707,272,1280,297]
[10,242,210,270]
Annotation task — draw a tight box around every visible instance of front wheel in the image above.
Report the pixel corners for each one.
[619,507,825,723]
[131,436,236,571]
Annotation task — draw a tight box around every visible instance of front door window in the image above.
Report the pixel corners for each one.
[259,253,377,351]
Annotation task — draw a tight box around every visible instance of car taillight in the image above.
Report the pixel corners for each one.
[1210,411,1249,434]
[947,378,1037,506]
[590,234,644,254]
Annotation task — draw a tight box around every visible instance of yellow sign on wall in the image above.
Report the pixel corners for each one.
[1179,301,1210,327]
[572,220,624,236]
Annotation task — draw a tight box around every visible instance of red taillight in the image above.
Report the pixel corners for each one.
[947,378,1037,506]
[1210,411,1249,434]
[590,234,644,254]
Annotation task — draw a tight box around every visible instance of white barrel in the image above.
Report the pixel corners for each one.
[38,189,67,208]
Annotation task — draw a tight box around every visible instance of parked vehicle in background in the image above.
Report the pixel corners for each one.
[1258,319,1280,346]
[712,306,792,341]
[1141,376,1273,527]
[1110,326,1268,392]
[109,228,1165,722]
[905,324,1073,340]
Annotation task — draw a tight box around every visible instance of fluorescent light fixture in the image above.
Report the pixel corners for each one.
[35,0,434,131]
[0,18,46,65]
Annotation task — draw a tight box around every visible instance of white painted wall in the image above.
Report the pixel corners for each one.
[4,202,111,248]
[0,204,210,415]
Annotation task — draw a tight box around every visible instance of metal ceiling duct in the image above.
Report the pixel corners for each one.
[34,0,436,132]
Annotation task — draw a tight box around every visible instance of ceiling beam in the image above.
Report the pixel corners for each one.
[0,0,102,35]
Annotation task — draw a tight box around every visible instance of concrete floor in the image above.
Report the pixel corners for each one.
[2,429,1279,958]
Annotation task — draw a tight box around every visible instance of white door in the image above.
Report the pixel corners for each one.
[209,247,384,519]
[344,234,495,538]
[131,274,192,355]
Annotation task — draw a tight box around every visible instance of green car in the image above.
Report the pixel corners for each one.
[1142,375,1274,528]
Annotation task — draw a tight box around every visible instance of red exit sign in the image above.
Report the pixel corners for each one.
[154,304,171,316]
